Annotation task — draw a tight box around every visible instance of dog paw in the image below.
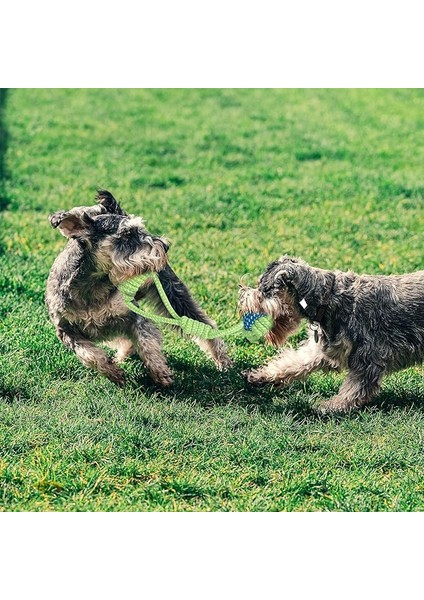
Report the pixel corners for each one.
[105,366,126,387]
[150,369,174,388]
[215,355,234,371]
[317,398,353,415]
[241,369,269,387]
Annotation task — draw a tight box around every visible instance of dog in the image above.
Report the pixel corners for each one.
[46,190,231,386]
[239,255,424,413]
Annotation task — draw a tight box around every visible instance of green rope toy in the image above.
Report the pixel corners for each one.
[119,273,273,342]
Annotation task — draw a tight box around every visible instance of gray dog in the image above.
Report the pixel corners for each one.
[46,190,231,386]
[239,255,424,413]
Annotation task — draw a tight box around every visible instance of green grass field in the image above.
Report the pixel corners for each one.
[1,89,424,511]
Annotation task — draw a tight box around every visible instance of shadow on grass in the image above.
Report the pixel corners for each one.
[371,386,424,413]
[0,384,30,404]
[0,88,9,211]
[132,355,320,421]
[7,347,424,421]
[137,356,424,421]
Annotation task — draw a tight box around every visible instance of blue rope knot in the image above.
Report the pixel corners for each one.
[243,312,268,331]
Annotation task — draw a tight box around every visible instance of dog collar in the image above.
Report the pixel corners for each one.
[299,273,335,341]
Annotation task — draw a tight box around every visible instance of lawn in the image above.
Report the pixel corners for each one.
[0,88,423,511]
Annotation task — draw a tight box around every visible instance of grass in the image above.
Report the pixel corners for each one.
[0,88,424,511]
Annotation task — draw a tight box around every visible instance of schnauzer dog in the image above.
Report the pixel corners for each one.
[46,190,231,386]
[239,255,424,413]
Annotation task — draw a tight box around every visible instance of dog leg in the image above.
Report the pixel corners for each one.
[128,317,174,387]
[243,338,329,386]
[184,302,233,371]
[319,361,383,413]
[58,327,126,386]
[193,336,233,371]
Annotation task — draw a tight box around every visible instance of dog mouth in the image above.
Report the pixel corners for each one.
[238,285,299,347]
[264,315,290,347]
[238,285,261,313]
[105,238,169,285]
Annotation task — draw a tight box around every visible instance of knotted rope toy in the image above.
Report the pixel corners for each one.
[119,272,273,342]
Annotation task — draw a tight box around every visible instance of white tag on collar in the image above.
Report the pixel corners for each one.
[299,298,308,309]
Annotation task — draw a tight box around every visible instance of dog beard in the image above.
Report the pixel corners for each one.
[238,285,301,347]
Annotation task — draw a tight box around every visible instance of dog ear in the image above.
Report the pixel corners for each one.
[274,256,305,285]
[272,266,295,288]
[259,259,298,294]
[49,211,94,239]
[96,190,127,216]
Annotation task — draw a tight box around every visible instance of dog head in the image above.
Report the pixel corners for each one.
[238,257,308,347]
[239,256,335,346]
[49,190,169,284]
[239,255,335,346]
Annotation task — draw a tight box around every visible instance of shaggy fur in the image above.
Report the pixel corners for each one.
[239,255,424,413]
[46,190,231,386]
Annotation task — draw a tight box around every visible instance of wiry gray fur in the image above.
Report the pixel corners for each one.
[46,190,231,387]
[239,255,424,413]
